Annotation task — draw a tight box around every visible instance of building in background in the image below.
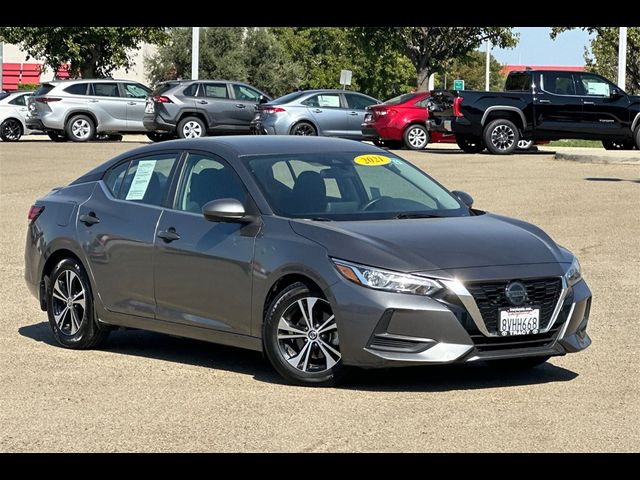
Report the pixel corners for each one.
[1,42,157,91]
[500,64,585,76]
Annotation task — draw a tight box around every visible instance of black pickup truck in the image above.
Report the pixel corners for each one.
[427,69,640,154]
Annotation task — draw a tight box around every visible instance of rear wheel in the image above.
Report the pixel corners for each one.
[484,119,520,155]
[177,116,206,139]
[0,118,23,141]
[47,132,68,142]
[263,282,343,386]
[487,355,551,370]
[290,121,317,136]
[47,258,109,349]
[516,139,534,150]
[602,139,634,150]
[403,124,429,150]
[635,126,640,150]
[66,114,95,142]
[456,136,485,153]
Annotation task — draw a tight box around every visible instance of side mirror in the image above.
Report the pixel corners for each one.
[258,95,269,104]
[202,198,247,222]
[452,190,474,208]
[610,88,622,98]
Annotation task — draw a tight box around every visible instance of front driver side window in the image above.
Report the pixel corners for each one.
[578,73,612,96]
[176,154,247,213]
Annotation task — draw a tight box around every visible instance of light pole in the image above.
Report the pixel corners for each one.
[191,27,200,80]
[485,39,491,91]
[617,27,627,90]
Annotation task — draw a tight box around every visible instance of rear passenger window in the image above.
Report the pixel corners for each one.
[505,72,532,92]
[104,162,130,196]
[203,83,228,99]
[64,83,90,95]
[183,83,199,97]
[92,83,121,97]
[117,154,179,206]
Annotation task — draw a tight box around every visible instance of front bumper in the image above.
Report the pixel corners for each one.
[325,271,592,368]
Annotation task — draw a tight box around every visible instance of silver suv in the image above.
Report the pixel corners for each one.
[27,79,152,142]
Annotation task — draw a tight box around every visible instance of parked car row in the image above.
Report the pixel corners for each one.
[0,91,37,141]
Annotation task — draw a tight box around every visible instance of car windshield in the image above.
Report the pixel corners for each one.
[246,152,468,221]
[0,92,10,101]
[383,93,419,105]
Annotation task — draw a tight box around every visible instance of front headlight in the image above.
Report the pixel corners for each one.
[565,257,582,286]
[332,259,443,296]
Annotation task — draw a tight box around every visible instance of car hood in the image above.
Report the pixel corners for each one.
[289,213,573,273]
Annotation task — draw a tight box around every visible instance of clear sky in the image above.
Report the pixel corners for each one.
[491,27,593,66]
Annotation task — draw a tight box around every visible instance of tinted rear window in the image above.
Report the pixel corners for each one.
[271,91,306,105]
[383,93,420,105]
[505,72,532,92]
[64,83,90,95]
[151,82,180,96]
[182,83,199,96]
[34,83,55,97]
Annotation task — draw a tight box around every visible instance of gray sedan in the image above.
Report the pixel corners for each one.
[250,89,379,139]
[25,136,591,386]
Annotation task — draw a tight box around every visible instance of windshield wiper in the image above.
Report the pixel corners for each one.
[394,213,444,219]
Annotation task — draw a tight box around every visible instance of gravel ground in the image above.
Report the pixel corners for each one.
[1,137,639,452]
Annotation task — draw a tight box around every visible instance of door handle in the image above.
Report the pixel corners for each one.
[89,99,99,103]
[583,101,595,105]
[537,99,551,104]
[127,101,137,105]
[235,104,246,108]
[348,111,359,116]
[157,228,180,242]
[197,100,209,105]
[79,212,100,226]
[312,109,323,113]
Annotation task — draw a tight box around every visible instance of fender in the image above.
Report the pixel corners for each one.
[481,106,527,129]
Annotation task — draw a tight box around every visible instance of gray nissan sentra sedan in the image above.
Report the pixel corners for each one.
[24,136,592,386]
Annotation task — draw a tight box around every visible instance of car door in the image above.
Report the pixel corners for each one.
[153,151,258,335]
[7,93,31,130]
[196,82,237,132]
[344,92,379,138]
[76,152,180,318]
[121,82,152,131]
[534,71,584,136]
[90,82,128,130]
[575,72,631,139]
[230,84,265,131]
[301,93,348,136]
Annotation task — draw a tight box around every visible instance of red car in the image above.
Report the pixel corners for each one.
[361,92,456,150]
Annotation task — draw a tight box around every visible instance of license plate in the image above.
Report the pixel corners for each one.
[364,113,372,122]
[499,307,540,336]
[145,102,154,114]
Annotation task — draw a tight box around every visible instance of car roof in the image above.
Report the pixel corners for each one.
[45,79,142,84]
[71,136,384,184]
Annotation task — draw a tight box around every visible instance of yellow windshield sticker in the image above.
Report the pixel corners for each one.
[354,154,391,166]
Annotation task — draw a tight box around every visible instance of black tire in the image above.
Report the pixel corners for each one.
[65,114,95,142]
[635,126,640,150]
[147,132,174,142]
[602,139,634,150]
[0,118,23,141]
[487,355,551,370]
[403,124,429,150]
[107,134,123,141]
[47,132,68,142]
[290,121,317,136]
[483,118,520,155]
[456,136,485,153]
[177,116,206,139]
[263,282,344,386]
[516,139,534,150]
[47,258,109,349]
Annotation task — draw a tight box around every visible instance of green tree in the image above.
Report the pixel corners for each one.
[352,27,518,90]
[0,27,167,78]
[551,27,639,94]
[440,50,505,91]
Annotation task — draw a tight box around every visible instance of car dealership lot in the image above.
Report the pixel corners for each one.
[1,138,639,452]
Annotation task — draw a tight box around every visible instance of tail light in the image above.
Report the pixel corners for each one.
[453,97,464,117]
[376,108,398,116]
[262,107,286,114]
[35,97,62,103]
[153,96,172,103]
[28,205,45,223]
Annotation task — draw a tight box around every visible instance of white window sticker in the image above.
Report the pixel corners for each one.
[586,81,609,96]
[125,160,157,200]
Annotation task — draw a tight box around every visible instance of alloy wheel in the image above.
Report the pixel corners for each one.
[182,121,203,138]
[71,119,91,140]
[407,126,427,148]
[292,123,316,136]
[490,124,515,151]
[276,297,341,373]
[1,119,22,141]
[51,270,86,336]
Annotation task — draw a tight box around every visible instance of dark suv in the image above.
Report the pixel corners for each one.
[143,80,271,141]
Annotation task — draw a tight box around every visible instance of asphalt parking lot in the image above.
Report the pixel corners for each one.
[1,136,639,452]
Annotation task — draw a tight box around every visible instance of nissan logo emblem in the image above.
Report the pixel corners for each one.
[505,281,527,306]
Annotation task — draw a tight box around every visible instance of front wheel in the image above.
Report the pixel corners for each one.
[263,282,343,386]
[487,355,551,370]
[403,124,429,150]
[602,139,634,150]
[0,118,23,141]
[483,119,520,155]
[47,258,109,349]
[456,136,485,153]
